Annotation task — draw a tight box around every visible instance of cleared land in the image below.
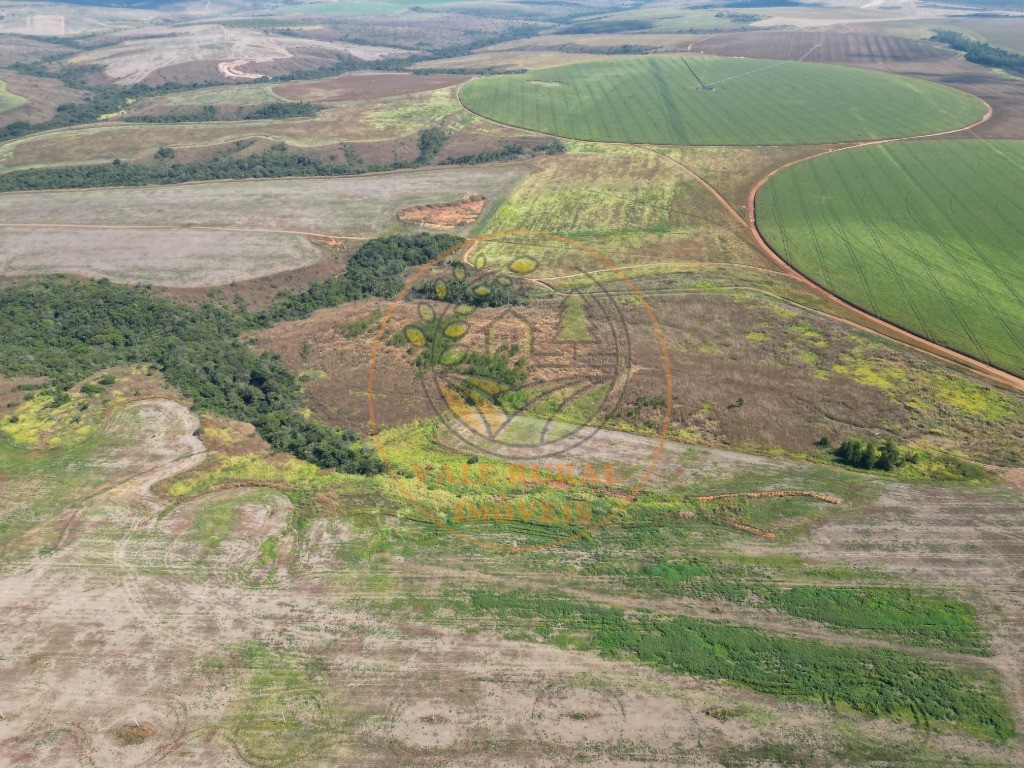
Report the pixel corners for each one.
[0,227,324,287]
[757,139,1024,377]
[478,143,758,267]
[1,378,1022,765]
[68,24,409,85]
[0,165,523,284]
[272,72,470,102]
[459,55,987,146]
[691,30,960,66]
[0,164,522,232]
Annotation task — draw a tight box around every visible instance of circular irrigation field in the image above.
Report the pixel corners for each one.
[756,139,1024,377]
[459,56,987,146]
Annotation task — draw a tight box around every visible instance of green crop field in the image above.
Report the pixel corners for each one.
[0,80,26,113]
[459,56,987,146]
[757,140,1024,377]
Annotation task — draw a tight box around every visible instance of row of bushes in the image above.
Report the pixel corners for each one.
[466,590,1014,740]
[124,101,321,124]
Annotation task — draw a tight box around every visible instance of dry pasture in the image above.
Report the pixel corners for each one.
[272,71,470,103]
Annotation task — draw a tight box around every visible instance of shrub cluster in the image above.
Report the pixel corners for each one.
[834,437,910,471]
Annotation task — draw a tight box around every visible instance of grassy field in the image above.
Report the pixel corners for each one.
[477,142,757,268]
[757,139,1024,377]
[0,88,466,170]
[0,80,26,114]
[459,56,987,146]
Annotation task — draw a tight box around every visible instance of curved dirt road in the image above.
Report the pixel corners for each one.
[455,80,1024,392]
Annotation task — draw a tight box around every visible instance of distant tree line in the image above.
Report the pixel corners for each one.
[0,234,464,473]
[0,71,239,143]
[124,101,321,124]
[0,131,560,192]
[931,29,1024,77]
[834,438,912,471]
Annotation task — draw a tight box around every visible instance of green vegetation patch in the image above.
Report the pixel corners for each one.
[597,558,988,653]
[459,56,985,146]
[757,140,1024,376]
[0,235,461,472]
[464,590,1013,740]
[205,641,336,767]
[0,80,27,113]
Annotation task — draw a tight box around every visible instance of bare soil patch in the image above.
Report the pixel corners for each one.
[273,72,470,103]
[398,194,488,230]
[0,225,324,287]
[693,30,957,66]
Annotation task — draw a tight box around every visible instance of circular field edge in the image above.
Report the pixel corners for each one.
[750,135,1024,389]
[458,55,989,147]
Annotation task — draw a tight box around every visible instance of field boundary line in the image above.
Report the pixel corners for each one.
[0,160,528,197]
[748,96,1024,392]
[456,81,1024,390]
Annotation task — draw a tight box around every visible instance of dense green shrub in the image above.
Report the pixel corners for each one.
[0,130,540,192]
[835,438,910,470]
[124,101,321,124]
[0,235,461,473]
[261,234,464,324]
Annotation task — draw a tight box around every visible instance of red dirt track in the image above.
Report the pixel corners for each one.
[456,79,1024,393]
[745,97,1024,393]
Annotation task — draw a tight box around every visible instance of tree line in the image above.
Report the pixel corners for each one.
[931,29,1024,77]
[124,101,321,124]
[0,132,563,192]
[0,234,463,474]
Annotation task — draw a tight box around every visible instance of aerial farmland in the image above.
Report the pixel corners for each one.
[1,1,1023,766]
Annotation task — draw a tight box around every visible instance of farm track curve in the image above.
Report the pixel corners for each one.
[454,80,1024,393]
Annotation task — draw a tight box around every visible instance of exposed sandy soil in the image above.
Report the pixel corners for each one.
[2,397,1021,766]
[273,72,471,103]
[69,25,409,86]
[398,194,488,230]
